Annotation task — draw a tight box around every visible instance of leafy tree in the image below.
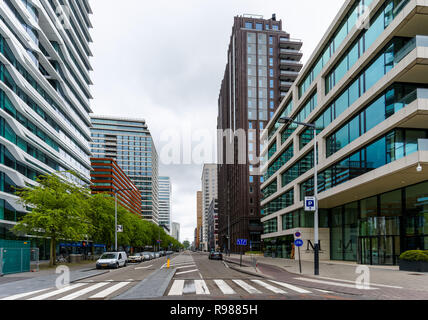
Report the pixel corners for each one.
[182,240,190,249]
[13,172,92,266]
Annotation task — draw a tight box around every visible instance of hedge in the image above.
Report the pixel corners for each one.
[399,250,428,262]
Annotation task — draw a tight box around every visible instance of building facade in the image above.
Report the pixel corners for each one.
[261,0,428,265]
[158,176,171,233]
[171,222,180,242]
[196,190,202,249]
[207,198,219,251]
[201,164,217,251]
[90,158,141,216]
[90,115,159,224]
[0,0,93,259]
[217,14,303,253]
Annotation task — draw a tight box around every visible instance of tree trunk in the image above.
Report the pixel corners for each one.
[50,238,56,267]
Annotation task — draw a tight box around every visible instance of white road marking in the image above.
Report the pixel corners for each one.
[214,280,236,295]
[223,261,229,268]
[315,276,403,289]
[176,269,199,275]
[89,282,131,299]
[176,264,196,270]
[28,283,87,300]
[232,280,262,294]
[269,280,312,294]
[58,282,110,300]
[0,288,51,300]
[168,280,185,296]
[294,277,377,290]
[315,289,332,293]
[135,265,153,270]
[194,280,210,295]
[251,280,287,294]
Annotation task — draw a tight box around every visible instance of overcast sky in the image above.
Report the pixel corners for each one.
[89,0,344,243]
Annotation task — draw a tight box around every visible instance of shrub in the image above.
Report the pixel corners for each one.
[399,250,428,262]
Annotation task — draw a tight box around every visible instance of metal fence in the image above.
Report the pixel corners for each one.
[0,247,39,275]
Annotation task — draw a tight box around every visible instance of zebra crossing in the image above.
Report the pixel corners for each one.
[167,278,315,296]
[0,280,134,301]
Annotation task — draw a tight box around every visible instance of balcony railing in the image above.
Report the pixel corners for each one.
[394,35,428,64]
[280,48,303,55]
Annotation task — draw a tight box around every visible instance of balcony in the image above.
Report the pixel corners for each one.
[279,48,303,60]
[280,70,299,81]
[279,37,303,51]
[280,59,303,72]
[280,81,293,89]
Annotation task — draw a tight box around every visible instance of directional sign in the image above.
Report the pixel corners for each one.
[237,239,248,246]
[294,239,304,247]
[117,225,123,233]
[305,197,317,212]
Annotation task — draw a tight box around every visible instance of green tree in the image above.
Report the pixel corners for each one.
[13,172,92,266]
[182,240,190,250]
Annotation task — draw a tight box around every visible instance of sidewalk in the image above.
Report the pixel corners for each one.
[0,261,108,299]
[224,254,428,292]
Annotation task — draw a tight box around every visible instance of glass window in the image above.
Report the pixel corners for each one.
[256,23,263,30]
[381,189,402,217]
[365,95,385,132]
[366,136,386,170]
[364,54,384,92]
[245,22,253,29]
[335,90,349,118]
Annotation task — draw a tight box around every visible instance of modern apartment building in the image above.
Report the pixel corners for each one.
[90,115,159,225]
[261,0,428,265]
[171,222,180,242]
[217,14,303,253]
[208,198,219,251]
[196,190,202,249]
[0,0,93,259]
[158,176,171,233]
[201,163,217,251]
[90,158,141,216]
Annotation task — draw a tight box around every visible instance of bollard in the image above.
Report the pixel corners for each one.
[167,258,170,269]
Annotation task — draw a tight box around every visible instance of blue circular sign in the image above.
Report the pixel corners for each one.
[294,239,304,247]
[295,232,301,238]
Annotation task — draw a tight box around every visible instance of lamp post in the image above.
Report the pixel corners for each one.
[114,188,134,252]
[279,117,319,275]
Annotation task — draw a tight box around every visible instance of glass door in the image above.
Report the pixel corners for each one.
[359,237,372,265]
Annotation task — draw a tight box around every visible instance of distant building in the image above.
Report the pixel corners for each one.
[171,222,180,241]
[201,164,217,251]
[90,115,159,224]
[207,199,219,251]
[159,177,171,233]
[196,191,203,249]
[90,158,141,216]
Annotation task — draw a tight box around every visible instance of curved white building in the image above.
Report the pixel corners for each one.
[0,0,93,258]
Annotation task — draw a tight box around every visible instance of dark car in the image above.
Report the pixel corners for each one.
[208,252,223,260]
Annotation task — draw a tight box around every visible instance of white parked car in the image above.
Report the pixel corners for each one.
[96,252,127,269]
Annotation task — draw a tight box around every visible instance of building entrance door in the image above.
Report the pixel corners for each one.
[358,236,400,265]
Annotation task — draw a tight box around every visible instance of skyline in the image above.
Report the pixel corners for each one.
[89,0,345,242]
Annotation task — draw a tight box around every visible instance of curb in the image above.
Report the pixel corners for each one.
[224,260,270,279]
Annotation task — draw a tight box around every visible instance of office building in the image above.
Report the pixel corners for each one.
[90,115,159,224]
[217,14,303,253]
[201,163,217,251]
[0,0,93,259]
[196,190,202,249]
[172,222,180,241]
[158,176,171,233]
[90,158,141,216]
[207,198,219,251]
[261,0,428,265]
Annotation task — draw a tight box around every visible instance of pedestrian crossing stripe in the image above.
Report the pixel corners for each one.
[167,279,313,296]
[89,282,131,299]
[59,282,110,300]
[28,283,87,300]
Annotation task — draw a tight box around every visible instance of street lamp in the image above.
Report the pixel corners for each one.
[113,187,134,252]
[279,117,320,275]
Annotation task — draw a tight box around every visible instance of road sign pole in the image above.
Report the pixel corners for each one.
[298,246,302,274]
[240,247,242,267]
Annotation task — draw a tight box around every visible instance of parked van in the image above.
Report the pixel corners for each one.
[96,252,127,269]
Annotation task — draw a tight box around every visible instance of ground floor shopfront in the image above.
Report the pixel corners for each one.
[262,180,428,265]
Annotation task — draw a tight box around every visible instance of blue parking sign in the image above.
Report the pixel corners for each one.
[237,239,247,246]
[305,196,316,211]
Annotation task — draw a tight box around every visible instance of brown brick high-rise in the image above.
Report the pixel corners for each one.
[217,14,303,253]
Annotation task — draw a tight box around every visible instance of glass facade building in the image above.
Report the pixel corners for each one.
[90,115,159,225]
[0,0,93,259]
[158,176,171,233]
[261,0,428,265]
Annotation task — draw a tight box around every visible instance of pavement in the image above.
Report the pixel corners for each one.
[221,254,428,299]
